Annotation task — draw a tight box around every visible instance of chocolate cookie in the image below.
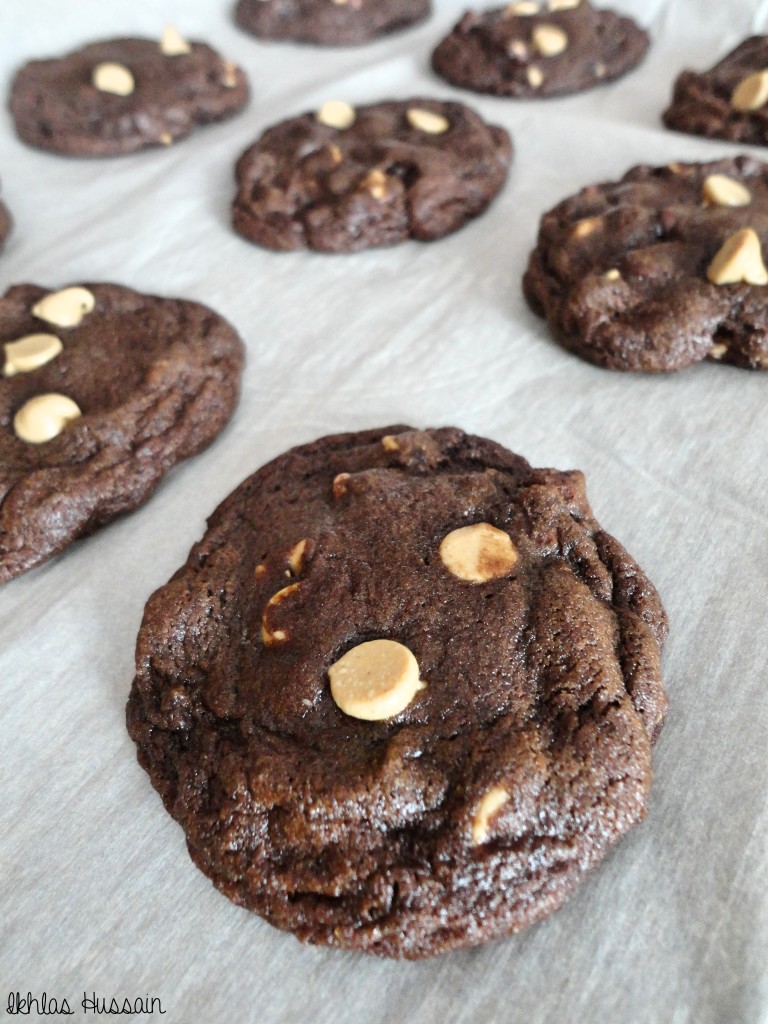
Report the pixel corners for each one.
[232,98,511,252]
[0,283,244,584]
[523,156,768,371]
[431,0,648,98]
[127,425,668,959]
[10,30,248,157]
[664,37,768,146]
[234,0,430,47]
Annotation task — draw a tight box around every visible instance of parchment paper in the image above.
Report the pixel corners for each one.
[1,1,766,1021]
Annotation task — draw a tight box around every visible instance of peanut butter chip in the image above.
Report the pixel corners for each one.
[472,786,510,845]
[532,24,569,57]
[92,62,135,96]
[160,25,191,55]
[527,65,544,88]
[32,287,96,328]
[604,268,621,281]
[707,228,768,285]
[381,434,400,452]
[328,639,425,721]
[505,0,540,14]
[221,61,239,88]
[702,174,752,208]
[261,582,301,645]
[14,393,82,444]
[548,0,580,8]
[363,169,389,200]
[317,100,356,130]
[731,70,768,111]
[572,216,601,238]
[287,539,308,575]
[406,108,450,135]
[3,334,63,377]
[439,523,518,583]
[507,39,529,59]
[332,472,351,498]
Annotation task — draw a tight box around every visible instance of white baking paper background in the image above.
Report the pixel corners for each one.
[1,1,766,1021]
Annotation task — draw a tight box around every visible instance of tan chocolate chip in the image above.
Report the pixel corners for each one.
[287,539,308,575]
[14,393,82,444]
[32,287,95,328]
[328,639,426,721]
[707,228,768,285]
[527,65,544,88]
[548,0,580,8]
[381,434,400,452]
[507,39,529,59]
[731,70,768,111]
[532,24,569,57]
[472,786,509,845]
[505,0,540,14]
[261,582,302,645]
[604,268,621,281]
[332,472,351,498]
[572,216,601,239]
[160,25,191,55]
[439,523,518,583]
[362,168,389,200]
[406,107,450,135]
[92,62,135,96]
[317,100,356,130]
[221,61,239,88]
[702,174,752,208]
[3,334,63,377]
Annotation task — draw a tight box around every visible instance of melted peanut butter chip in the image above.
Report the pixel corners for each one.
[472,786,510,844]
[160,25,192,56]
[707,228,768,285]
[14,393,82,444]
[381,434,400,452]
[406,108,450,134]
[439,523,518,583]
[731,70,768,112]
[328,639,425,721]
[3,334,63,376]
[32,287,95,328]
[261,582,302,645]
[604,268,621,281]
[527,65,544,88]
[317,100,356,130]
[532,24,569,57]
[572,216,601,239]
[362,168,389,200]
[92,62,135,96]
[287,539,308,575]
[702,174,752,208]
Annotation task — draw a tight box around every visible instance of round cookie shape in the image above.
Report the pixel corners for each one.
[232,98,512,252]
[664,36,768,146]
[0,282,245,583]
[523,156,768,371]
[10,35,248,157]
[234,0,431,47]
[127,425,668,959]
[431,0,648,98]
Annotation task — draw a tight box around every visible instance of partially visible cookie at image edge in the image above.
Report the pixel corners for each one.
[232,98,512,252]
[127,425,668,959]
[523,156,768,371]
[431,0,648,98]
[234,0,431,47]
[0,283,245,583]
[664,36,768,146]
[10,30,248,157]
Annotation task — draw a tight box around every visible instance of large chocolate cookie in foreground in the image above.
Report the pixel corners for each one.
[232,98,511,252]
[664,37,768,146]
[524,156,768,371]
[10,31,248,157]
[0,283,244,583]
[431,0,648,98]
[127,425,668,959]
[235,0,431,46]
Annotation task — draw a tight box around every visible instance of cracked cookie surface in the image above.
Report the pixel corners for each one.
[10,36,248,157]
[523,156,768,371]
[127,425,668,959]
[235,0,431,46]
[431,1,648,98]
[0,282,244,583]
[232,98,511,252]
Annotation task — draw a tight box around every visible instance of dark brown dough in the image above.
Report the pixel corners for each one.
[664,37,768,146]
[0,283,244,583]
[431,0,648,98]
[232,98,512,252]
[127,425,668,959]
[523,156,768,371]
[234,0,431,46]
[10,37,248,157]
